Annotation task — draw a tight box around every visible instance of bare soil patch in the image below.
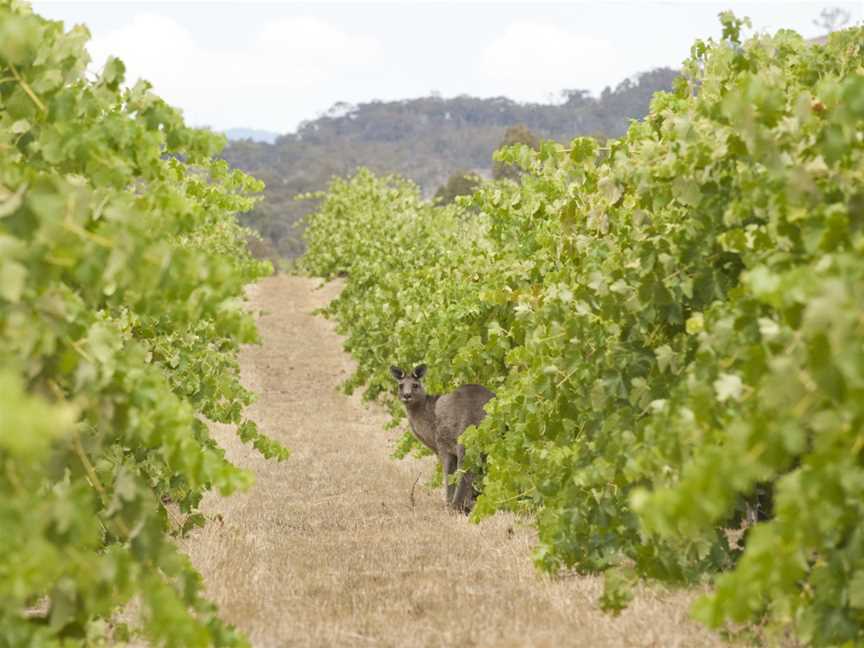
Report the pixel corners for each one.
[181,274,727,648]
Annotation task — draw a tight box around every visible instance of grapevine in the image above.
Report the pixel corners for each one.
[1,2,286,645]
[304,17,864,645]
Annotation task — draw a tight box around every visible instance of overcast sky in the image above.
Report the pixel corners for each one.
[32,1,863,134]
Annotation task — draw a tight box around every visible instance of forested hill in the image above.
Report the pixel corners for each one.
[224,67,678,258]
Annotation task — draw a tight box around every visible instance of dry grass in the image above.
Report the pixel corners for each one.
[180,275,729,648]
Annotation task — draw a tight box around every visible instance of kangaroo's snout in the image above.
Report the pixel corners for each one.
[400,389,422,404]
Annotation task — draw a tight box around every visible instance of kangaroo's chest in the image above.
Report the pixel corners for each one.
[408,414,438,452]
[409,414,459,455]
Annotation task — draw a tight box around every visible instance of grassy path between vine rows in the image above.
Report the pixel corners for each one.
[180,274,728,648]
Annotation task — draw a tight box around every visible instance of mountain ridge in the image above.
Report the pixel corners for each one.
[222,67,679,258]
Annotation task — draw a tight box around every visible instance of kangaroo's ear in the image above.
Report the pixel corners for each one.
[390,366,405,380]
[412,364,427,379]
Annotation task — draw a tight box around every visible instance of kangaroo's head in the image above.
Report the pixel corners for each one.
[390,364,427,405]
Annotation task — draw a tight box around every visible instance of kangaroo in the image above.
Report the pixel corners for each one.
[390,364,494,512]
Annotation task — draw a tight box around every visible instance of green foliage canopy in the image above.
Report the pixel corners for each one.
[303,18,864,645]
[0,2,285,645]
